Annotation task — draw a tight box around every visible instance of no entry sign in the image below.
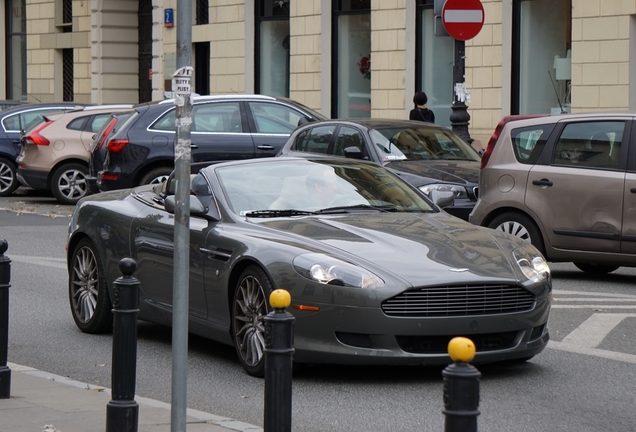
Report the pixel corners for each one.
[442,0,485,41]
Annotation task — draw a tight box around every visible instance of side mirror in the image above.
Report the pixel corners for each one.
[343,146,365,160]
[429,189,455,209]
[164,195,210,217]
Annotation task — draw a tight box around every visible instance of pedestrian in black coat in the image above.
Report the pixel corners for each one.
[409,91,435,123]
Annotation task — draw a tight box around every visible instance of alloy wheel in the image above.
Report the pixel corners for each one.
[495,220,530,241]
[57,168,88,202]
[233,275,268,368]
[70,245,99,324]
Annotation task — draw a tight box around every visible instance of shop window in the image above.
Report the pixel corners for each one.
[512,0,571,115]
[6,0,27,100]
[332,0,371,118]
[416,0,454,128]
[255,0,290,97]
[195,42,210,95]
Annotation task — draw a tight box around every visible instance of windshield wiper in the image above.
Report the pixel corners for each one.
[244,209,316,218]
[315,204,399,214]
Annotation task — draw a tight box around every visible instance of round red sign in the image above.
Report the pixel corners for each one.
[442,0,485,41]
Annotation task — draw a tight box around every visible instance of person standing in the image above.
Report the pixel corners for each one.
[409,91,435,123]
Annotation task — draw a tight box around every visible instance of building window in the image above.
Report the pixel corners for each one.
[62,0,72,32]
[195,42,210,95]
[63,49,74,101]
[196,0,209,25]
[512,0,571,115]
[332,0,371,118]
[416,0,454,128]
[255,0,290,97]
[6,0,27,100]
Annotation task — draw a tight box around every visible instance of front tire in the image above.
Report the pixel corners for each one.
[51,162,89,204]
[232,265,274,377]
[488,212,545,255]
[574,262,619,274]
[0,157,20,196]
[69,238,113,333]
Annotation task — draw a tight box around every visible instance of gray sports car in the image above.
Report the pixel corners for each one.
[67,156,552,376]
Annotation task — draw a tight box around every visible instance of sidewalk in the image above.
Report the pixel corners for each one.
[0,363,263,432]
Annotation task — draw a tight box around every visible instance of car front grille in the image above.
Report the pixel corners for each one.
[381,284,535,317]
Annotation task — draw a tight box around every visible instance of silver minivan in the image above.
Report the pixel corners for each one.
[470,112,636,274]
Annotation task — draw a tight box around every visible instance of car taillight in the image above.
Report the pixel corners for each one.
[24,121,53,146]
[105,139,129,153]
[480,114,546,169]
[95,119,118,151]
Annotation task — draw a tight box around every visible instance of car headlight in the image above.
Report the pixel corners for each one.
[419,183,468,199]
[513,248,550,283]
[292,253,385,289]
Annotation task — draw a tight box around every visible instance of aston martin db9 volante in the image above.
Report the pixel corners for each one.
[67,156,552,376]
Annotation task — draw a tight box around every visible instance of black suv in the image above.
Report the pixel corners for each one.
[95,95,327,192]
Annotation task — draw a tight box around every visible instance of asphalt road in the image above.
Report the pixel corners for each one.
[1,188,636,431]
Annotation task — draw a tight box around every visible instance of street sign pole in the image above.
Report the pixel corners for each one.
[441,0,485,144]
[173,0,192,431]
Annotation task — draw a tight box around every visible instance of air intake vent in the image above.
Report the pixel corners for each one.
[381,284,535,317]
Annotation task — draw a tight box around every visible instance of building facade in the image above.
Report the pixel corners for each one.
[1,0,634,145]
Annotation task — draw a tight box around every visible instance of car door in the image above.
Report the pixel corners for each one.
[621,120,636,254]
[130,195,209,319]
[245,101,311,157]
[190,101,256,162]
[525,119,628,253]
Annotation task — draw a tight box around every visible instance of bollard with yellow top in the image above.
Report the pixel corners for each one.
[263,289,295,432]
[442,336,481,432]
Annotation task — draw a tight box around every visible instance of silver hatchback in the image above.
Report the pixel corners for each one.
[470,113,636,274]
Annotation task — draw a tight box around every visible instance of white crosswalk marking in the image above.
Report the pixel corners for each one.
[549,290,636,363]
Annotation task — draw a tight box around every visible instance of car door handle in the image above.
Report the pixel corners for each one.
[532,179,553,187]
[631,188,636,193]
[190,144,198,149]
[257,145,274,150]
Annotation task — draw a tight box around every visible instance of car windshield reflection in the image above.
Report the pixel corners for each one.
[370,127,481,162]
[212,159,437,217]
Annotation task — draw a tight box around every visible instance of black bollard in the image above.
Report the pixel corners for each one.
[263,289,295,432]
[106,258,140,432]
[0,239,11,399]
[442,337,480,432]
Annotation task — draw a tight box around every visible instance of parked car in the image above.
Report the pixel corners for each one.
[470,113,636,274]
[0,102,89,196]
[67,156,551,376]
[16,105,133,204]
[86,112,135,195]
[94,94,328,192]
[277,119,481,220]
[0,100,29,111]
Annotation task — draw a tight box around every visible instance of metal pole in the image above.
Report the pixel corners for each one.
[106,258,140,432]
[0,239,11,399]
[450,39,473,143]
[172,1,193,430]
[263,290,295,432]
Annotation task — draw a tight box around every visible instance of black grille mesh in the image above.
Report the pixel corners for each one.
[62,49,73,102]
[196,0,209,25]
[381,284,535,317]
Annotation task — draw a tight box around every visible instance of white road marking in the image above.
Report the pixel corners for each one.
[560,313,636,346]
[551,289,636,309]
[9,255,66,270]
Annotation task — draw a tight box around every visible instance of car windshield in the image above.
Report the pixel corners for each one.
[370,126,481,162]
[212,159,437,216]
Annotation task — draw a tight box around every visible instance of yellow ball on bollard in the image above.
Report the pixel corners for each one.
[447,336,476,363]
[269,289,291,309]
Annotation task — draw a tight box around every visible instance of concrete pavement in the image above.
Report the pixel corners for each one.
[0,363,263,432]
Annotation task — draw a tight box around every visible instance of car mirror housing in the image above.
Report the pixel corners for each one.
[343,146,365,159]
[429,189,455,208]
[164,195,214,218]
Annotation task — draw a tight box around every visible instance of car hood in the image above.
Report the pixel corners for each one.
[254,212,524,287]
[384,160,479,187]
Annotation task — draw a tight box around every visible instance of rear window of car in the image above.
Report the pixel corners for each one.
[510,124,554,164]
[291,125,336,154]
